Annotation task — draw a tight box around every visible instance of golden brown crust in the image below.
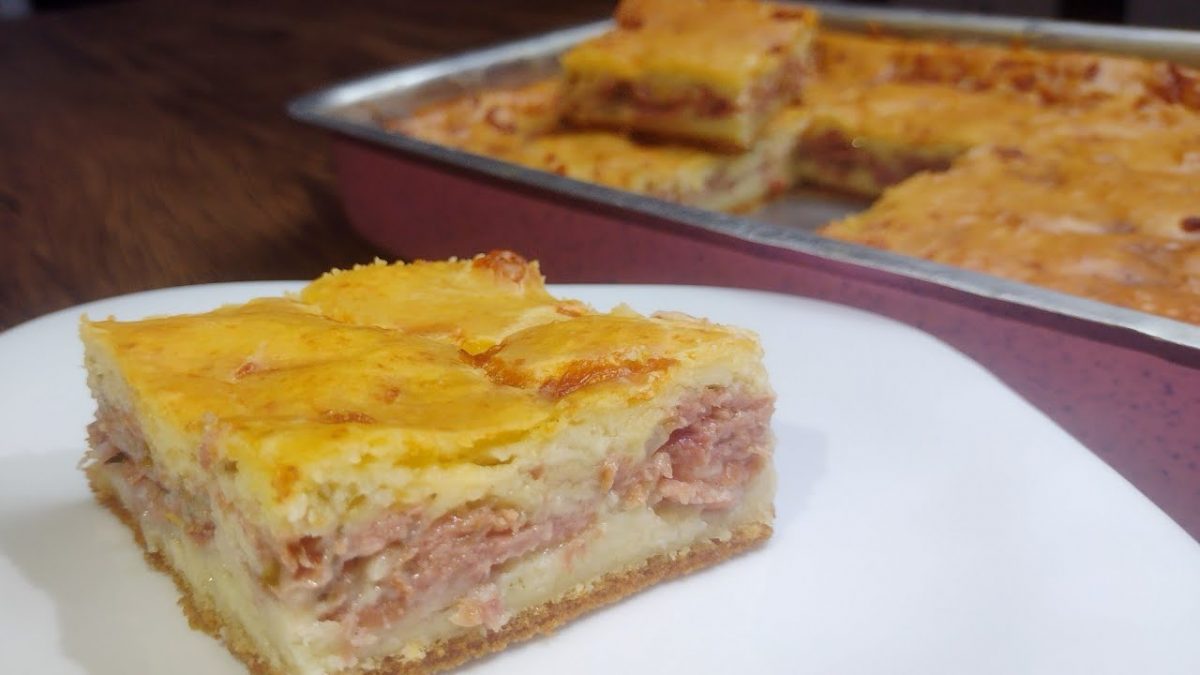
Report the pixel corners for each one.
[814,29,1200,111]
[88,464,772,675]
[83,252,768,529]
[821,143,1200,325]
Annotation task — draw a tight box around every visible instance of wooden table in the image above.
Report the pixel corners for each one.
[0,0,612,330]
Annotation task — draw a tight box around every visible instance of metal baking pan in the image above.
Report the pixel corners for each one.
[288,4,1200,541]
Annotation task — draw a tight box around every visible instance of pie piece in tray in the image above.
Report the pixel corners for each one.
[821,145,1200,324]
[389,79,807,212]
[80,251,777,675]
[793,80,1045,195]
[559,0,818,150]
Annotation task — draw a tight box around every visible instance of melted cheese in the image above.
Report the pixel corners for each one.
[1022,99,1200,174]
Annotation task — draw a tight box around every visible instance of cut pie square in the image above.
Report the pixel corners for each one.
[81,251,777,674]
[793,81,1044,196]
[559,0,818,150]
[389,79,807,212]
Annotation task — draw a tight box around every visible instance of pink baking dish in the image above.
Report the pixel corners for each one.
[290,6,1200,540]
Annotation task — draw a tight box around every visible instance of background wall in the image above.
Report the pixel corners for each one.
[846,0,1200,28]
[4,0,1200,28]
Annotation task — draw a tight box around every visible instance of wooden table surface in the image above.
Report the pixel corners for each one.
[0,0,612,330]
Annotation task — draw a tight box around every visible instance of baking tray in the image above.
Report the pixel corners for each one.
[288,4,1200,541]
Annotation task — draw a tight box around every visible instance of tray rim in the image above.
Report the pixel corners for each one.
[287,5,1200,351]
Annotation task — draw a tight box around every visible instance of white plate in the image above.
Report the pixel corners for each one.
[1,283,1198,675]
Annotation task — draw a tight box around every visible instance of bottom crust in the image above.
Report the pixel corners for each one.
[88,468,772,675]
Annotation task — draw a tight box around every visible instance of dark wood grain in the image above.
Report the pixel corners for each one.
[0,0,612,329]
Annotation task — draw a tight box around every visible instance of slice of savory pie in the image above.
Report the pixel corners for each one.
[559,0,818,150]
[389,79,807,212]
[793,80,1045,196]
[80,251,777,675]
